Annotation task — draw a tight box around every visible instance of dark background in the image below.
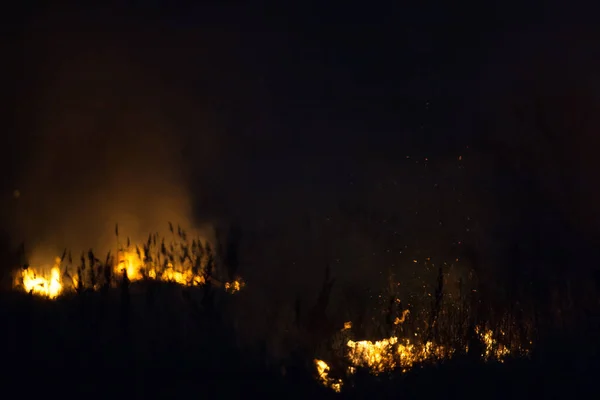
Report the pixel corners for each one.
[2,1,600,302]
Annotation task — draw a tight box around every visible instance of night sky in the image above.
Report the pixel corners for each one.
[2,2,600,299]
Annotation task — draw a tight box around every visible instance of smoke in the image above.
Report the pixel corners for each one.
[4,13,218,266]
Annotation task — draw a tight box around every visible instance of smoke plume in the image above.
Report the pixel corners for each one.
[4,12,217,267]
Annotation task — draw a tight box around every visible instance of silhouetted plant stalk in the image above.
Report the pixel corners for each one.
[120,268,130,337]
[426,264,445,343]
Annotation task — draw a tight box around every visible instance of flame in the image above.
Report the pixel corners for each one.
[316,324,530,391]
[394,309,410,325]
[115,250,205,286]
[314,359,343,393]
[14,242,244,298]
[18,257,63,299]
[347,336,399,374]
[345,335,452,374]
[116,251,145,281]
[224,279,245,293]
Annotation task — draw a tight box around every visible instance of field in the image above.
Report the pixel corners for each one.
[2,224,599,399]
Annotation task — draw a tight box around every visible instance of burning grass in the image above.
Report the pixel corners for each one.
[313,320,529,392]
[307,262,535,392]
[7,223,550,395]
[19,257,63,298]
[13,222,245,298]
[315,359,344,393]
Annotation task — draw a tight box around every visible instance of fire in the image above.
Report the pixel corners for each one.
[475,326,511,362]
[315,324,529,391]
[115,250,205,286]
[17,257,63,299]
[224,279,245,293]
[117,251,145,281]
[345,335,451,374]
[314,359,343,393]
[347,336,399,373]
[394,309,410,325]
[13,235,245,298]
[396,338,451,370]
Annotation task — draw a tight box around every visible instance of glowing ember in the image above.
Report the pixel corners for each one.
[395,338,452,370]
[475,326,511,362]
